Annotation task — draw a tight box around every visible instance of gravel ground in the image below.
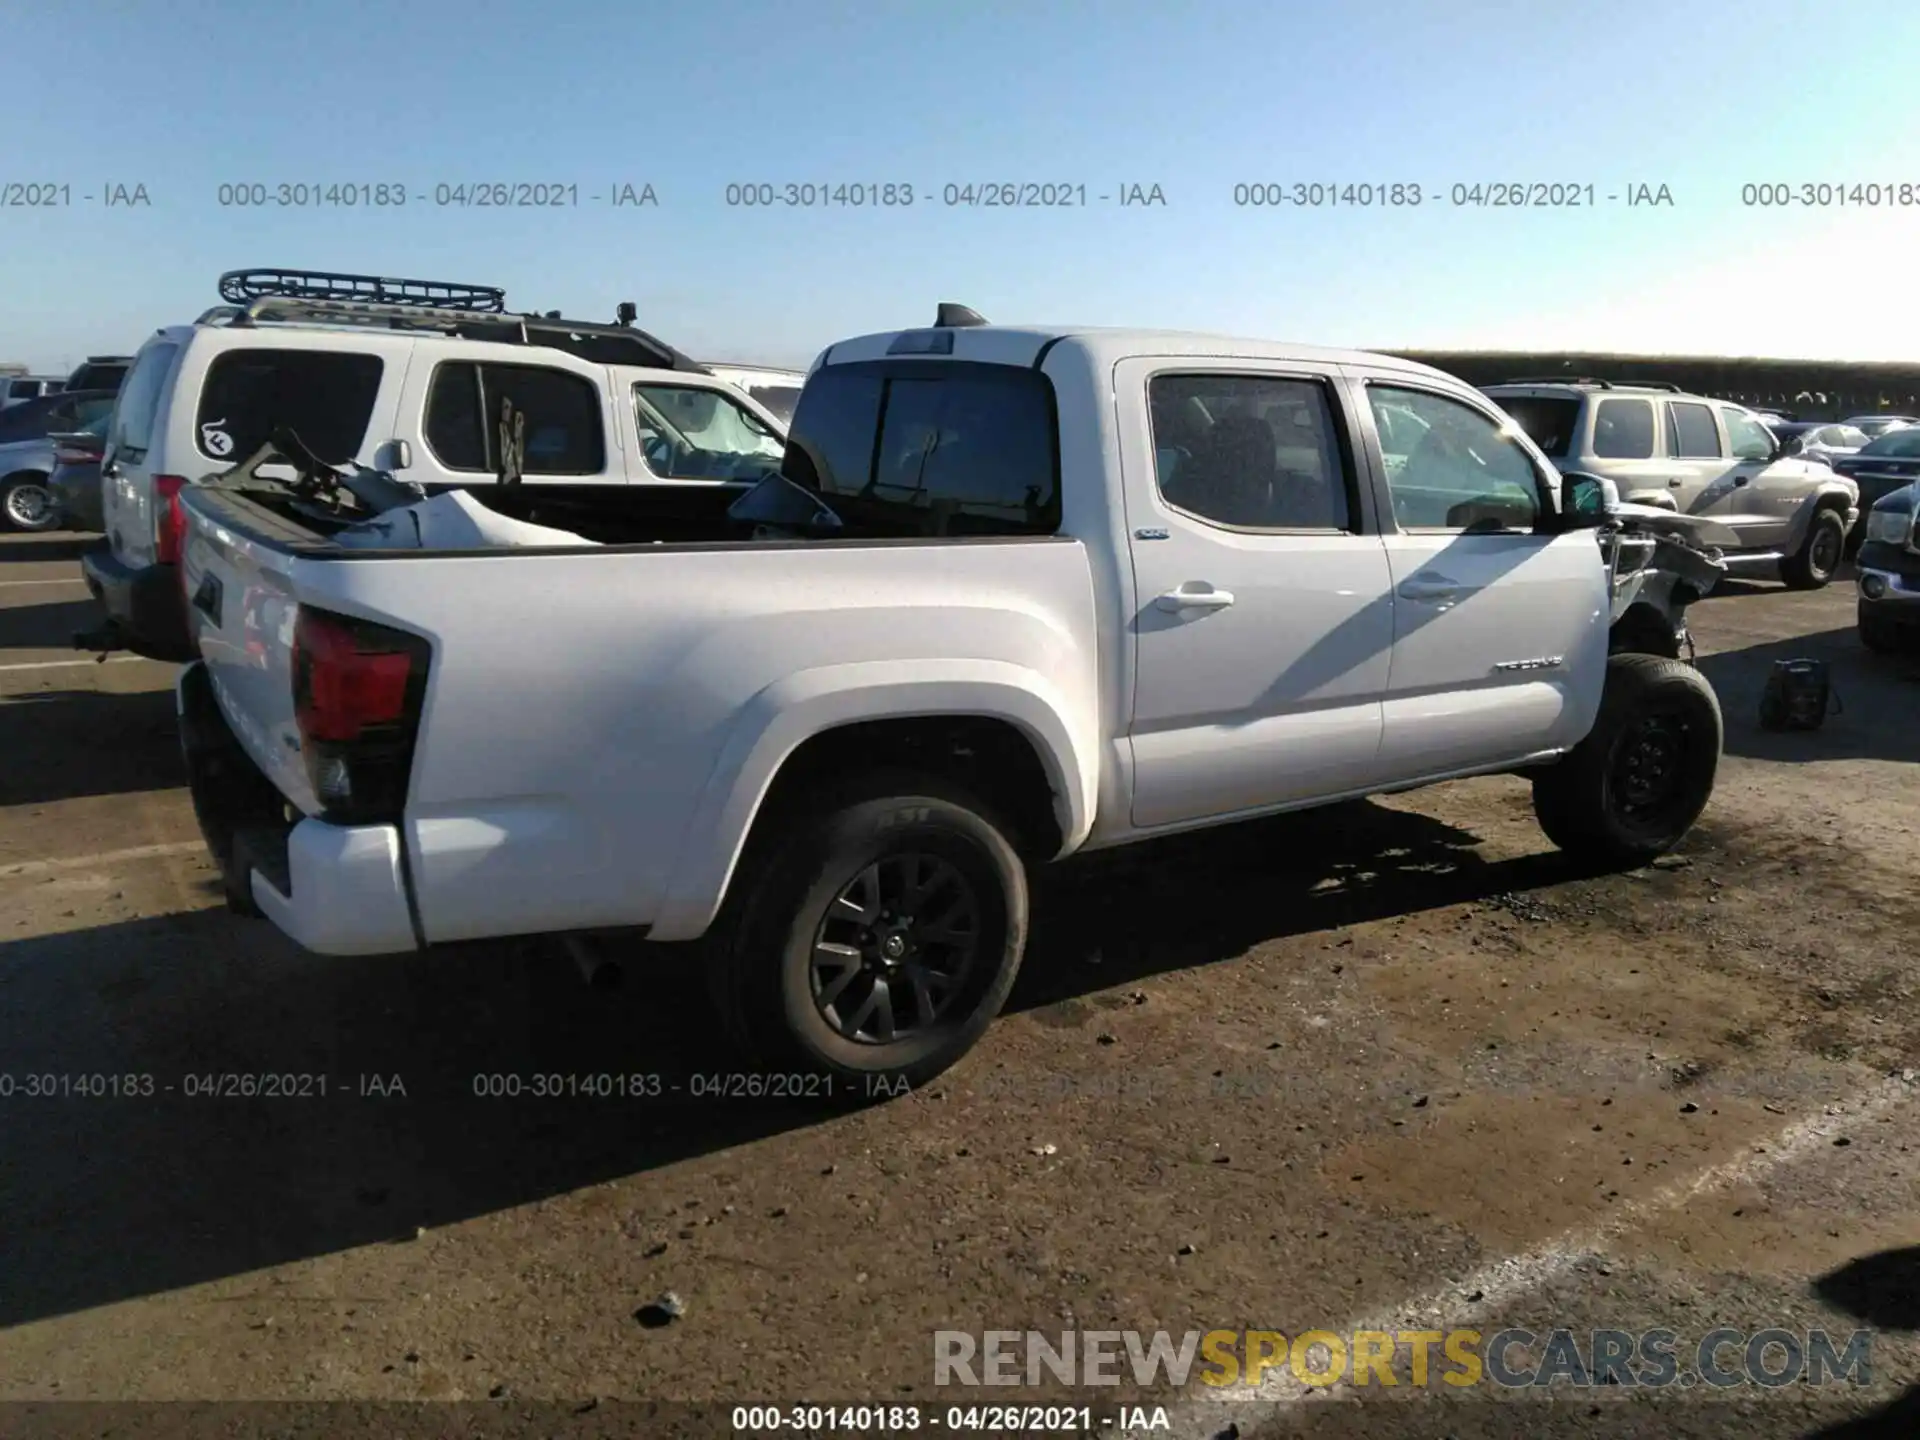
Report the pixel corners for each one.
[0,531,1914,1440]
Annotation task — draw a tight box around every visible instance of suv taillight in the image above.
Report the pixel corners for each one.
[153,474,189,564]
[291,607,432,824]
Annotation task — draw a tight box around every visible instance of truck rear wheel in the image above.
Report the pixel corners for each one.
[1531,654,1722,867]
[705,774,1029,1090]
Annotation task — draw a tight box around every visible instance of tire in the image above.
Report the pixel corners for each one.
[1,473,60,533]
[1780,506,1846,590]
[1532,653,1723,868]
[1858,605,1907,655]
[704,772,1029,1089]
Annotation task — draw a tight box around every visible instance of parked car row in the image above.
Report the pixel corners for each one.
[0,387,119,531]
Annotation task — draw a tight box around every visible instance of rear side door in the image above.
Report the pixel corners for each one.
[101,337,185,566]
[1119,358,1397,829]
[1360,378,1608,778]
[403,353,623,489]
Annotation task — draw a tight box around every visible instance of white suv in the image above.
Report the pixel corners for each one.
[1482,379,1859,590]
[82,269,789,661]
[700,362,807,425]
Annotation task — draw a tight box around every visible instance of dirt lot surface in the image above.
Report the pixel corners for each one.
[1,531,1916,1440]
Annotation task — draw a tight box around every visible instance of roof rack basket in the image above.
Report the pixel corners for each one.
[218,268,507,313]
[206,268,711,374]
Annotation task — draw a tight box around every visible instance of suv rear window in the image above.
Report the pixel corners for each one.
[1592,398,1656,459]
[107,342,179,461]
[784,361,1059,536]
[196,349,383,463]
[1488,395,1580,458]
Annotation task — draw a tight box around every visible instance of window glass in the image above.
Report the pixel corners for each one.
[1720,407,1774,461]
[634,383,786,482]
[1370,385,1542,530]
[748,383,801,424]
[1860,428,1920,457]
[1147,373,1351,530]
[424,363,486,470]
[423,361,605,475]
[1832,426,1869,449]
[1668,402,1721,459]
[1592,398,1656,459]
[104,342,178,460]
[785,364,1058,536]
[196,349,383,463]
[1488,395,1581,458]
[7,379,39,400]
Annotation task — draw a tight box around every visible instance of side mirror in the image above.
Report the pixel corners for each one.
[380,439,412,471]
[1560,471,1615,526]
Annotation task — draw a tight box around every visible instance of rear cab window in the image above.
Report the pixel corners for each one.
[784,360,1060,536]
[424,361,606,475]
[196,349,384,463]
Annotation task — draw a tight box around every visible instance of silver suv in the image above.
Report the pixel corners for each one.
[1482,379,1859,590]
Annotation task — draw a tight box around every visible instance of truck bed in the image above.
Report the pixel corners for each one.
[176,482,1102,953]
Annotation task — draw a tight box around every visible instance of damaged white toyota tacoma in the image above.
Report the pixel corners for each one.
[176,308,1726,1084]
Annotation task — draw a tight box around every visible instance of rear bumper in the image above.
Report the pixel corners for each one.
[253,821,420,957]
[81,548,195,662]
[177,661,420,957]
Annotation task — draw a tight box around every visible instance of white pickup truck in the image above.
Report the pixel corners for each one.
[176,312,1724,1084]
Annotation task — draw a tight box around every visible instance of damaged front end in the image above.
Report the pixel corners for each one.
[1600,499,1730,662]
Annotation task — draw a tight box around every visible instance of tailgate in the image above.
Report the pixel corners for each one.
[178,487,324,814]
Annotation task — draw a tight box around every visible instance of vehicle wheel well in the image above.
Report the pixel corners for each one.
[2,468,50,484]
[1609,602,1680,659]
[756,717,1064,861]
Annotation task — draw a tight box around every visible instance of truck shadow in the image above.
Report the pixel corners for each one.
[1800,1246,1920,1438]
[0,797,1590,1329]
[0,598,103,655]
[1011,797,1593,1010]
[0,533,97,565]
[0,688,185,806]
[1695,625,1920,765]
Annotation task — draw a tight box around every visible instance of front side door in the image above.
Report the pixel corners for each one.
[1119,359,1396,830]
[1361,380,1609,779]
[1663,398,1807,548]
[1718,404,1824,548]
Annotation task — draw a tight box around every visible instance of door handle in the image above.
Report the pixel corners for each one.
[1397,578,1463,601]
[1668,477,1683,487]
[1155,584,1235,612]
[1733,474,1750,486]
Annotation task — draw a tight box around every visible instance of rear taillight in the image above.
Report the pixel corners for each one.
[153,474,188,565]
[291,607,432,824]
[54,445,103,466]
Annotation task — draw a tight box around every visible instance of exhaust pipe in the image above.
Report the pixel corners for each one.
[565,935,622,989]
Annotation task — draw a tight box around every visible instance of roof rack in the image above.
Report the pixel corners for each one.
[1500,375,1612,388]
[1497,376,1684,393]
[198,269,712,374]
[219,267,506,313]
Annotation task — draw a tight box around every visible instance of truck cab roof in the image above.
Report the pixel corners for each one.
[815,324,1464,384]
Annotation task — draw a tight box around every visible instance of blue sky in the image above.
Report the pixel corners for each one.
[4,0,1918,372]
